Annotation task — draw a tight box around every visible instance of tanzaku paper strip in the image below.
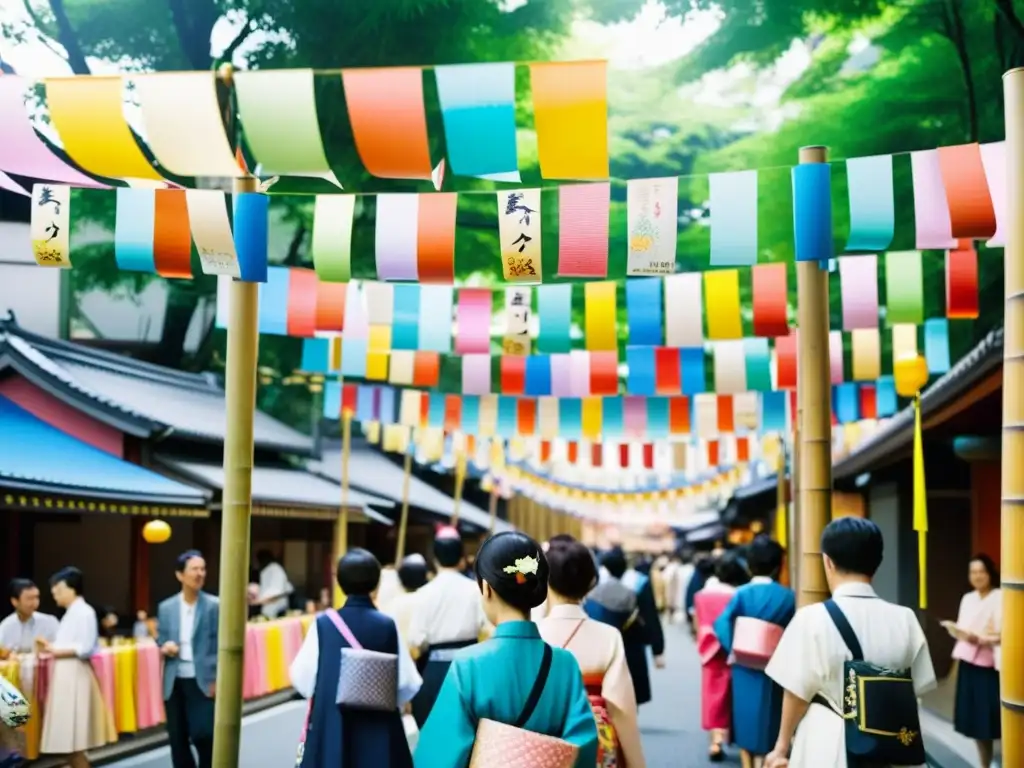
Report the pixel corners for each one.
[979,142,1006,247]
[45,77,165,182]
[775,333,797,389]
[417,193,457,283]
[152,190,192,279]
[626,177,678,275]
[713,341,747,394]
[829,331,844,384]
[626,278,663,346]
[134,73,239,177]
[391,284,420,350]
[418,285,453,353]
[845,154,895,252]
[946,247,979,319]
[937,143,997,240]
[232,192,269,283]
[363,282,394,327]
[234,70,339,184]
[315,283,346,332]
[375,194,420,280]
[885,251,924,325]
[434,63,519,181]
[910,150,957,249]
[584,282,617,351]
[114,188,156,272]
[838,255,879,330]
[665,273,704,347]
[703,270,743,340]
[30,183,72,268]
[0,78,103,186]
[0,171,27,196]
[185,190,239,277]
[497,189,542,282]
[529,61,609,180]
[558,183,611,278]
[390,350,416,386]
[851,328,881,382]
[570,350,591,396]
[924,318,951,374]
[455,289,492,354]
[537,285,573,354]
[312,195,355,282]
[341,67,433,180]
[503,287,532,355]
[751,263,789,337]
[286,267,318,337]
[709,170,758,266]
[892,323,918,362]
[791,162,833,263]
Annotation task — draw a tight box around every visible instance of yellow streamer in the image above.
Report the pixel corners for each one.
[703,270,743,339]
[584,281,617,350]
[892,323,918,362]
[366,325,391,381]
[851,328,881,381]
[912,394,928,609]
[581,396,602,439]
[775,437,787,549]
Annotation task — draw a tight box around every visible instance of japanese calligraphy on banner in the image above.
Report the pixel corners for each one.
[504,287,531,355]
[497,189,541,282]
[185,189,239,277]
[626,177,678,275]
[31,184,72,268]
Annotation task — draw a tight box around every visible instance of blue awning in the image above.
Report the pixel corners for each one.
[0,395,208,507]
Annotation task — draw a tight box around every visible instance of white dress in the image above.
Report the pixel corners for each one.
[765,582,937,767]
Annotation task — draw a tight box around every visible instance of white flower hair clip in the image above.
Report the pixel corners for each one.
[503,555,540,584]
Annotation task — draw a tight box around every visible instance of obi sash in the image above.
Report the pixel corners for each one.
[731,617,784,670]
[423,639,476,665]
[582,674,620,768]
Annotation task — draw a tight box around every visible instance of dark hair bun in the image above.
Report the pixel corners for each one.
[474,531,549,613]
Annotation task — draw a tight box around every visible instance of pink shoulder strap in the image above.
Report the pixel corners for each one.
[324,609,363,650]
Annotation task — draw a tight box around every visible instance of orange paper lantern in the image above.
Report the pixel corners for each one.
[142,519,171,544]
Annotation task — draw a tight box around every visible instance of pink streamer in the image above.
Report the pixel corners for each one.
[557,183,611,277]
[455,289,492,354]
[461,354,491,395]
[979,142,1006,247]
[550,354,572,396]
[838,255,879,330]
[623,396,647,439]
[569,350,591,396]
[910,150,957,249]
[829,331,844,384]
[0,170,28,195]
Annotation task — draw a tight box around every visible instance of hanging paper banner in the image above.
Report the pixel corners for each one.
[503,287,532,355]
[398,388,420,427]
[30,183,72,268]
[569,350,591,397]
[462,354,491,396]
[234,70,339,183]
[185,190,239,277]
[366,327,391,381]
[518,399,538,436]
[479,395,498,437]
[680,347,706,396]
[775,333,797,389]
[375,194,419,280]
[655,348,682,394]
[791,162,833,262]
[626,348,656,396]
[713,341,747,394]
[341,67,433,180]
[838,255,878,329]
[114,188,156,272]
[134,72,239,177]
[717,396,735,433]
[936,143,997,239]
[744,338,773,391]
[665,273,704,347]
[286,268,318,337]
[924,318,951,374]
[669,397,690,435]
[910,150,957,249]
[626,177,678,275]
[751,263,789,337]
[590,352,619,396]
[45,77,164,181]
[153,190,192,279]
[455,289,492,354]
[414,351,440,387]
[301,338,329,373]
[876,376,898,417]
[626,278,663,345]
[582,397,603,440]
[497,189,542,281]
[417,193,457,283]
[529,61,609,180]
[315,283,346,333]
[525,356,552,397]
[834,383,860,424]
[559,399,583,440]
[0,171,28,196]
[859,385,878,420]
[829,331,845,384]
[623,397,647,439]
[584,282,617,351]
[364,282,394,327]
[761,390,787,433]
[341,336,368,378]
[434,63,519,181]
[603,397,624,438]
[703,270,743,340]
[550,354,572,397]
[892,324,918,362]
[233,192,269,283]
[845,154,895,251]
[979,142,1006,247]
[312,195,354,282]
[418,285,453,352]
[558,183,611,277]
[322,380,341,419]
[391,284,419,350]
[885,251,924,325]
[539,397,560,440]
[390,350,415,385]
[851,328,881,382]
[501,356,526,395]
[709,170,758,266]
[694,395,718,438]
[946,246,979,319]
[537,285,573,353]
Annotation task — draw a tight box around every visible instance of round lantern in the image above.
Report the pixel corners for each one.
[893,354,929,398]
[142,519,172,544]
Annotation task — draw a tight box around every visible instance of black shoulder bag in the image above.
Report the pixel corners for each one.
[515,643,552,728]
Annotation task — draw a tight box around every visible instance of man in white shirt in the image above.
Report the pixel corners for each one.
[157,550,219,768]
[0,579,59,654]
[765,517,937,768]
[407,526,489,726]
[252,550,292,619]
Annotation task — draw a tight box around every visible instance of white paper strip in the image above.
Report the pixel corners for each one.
[626,177,678,275]
[664,272,704,347]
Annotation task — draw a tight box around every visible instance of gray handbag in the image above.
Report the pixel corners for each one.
[324,609,398,711]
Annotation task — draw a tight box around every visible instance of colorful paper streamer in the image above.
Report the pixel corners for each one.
[558,183,611,277]
[845,154,894,251]
[709,170,758,266]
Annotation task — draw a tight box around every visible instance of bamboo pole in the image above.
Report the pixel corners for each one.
[332,410,353,608]
[451,450,466,526]
[394,446,413,563]
[1000,67,1024,764]
[211,174,260,768]
[795,145,833,609]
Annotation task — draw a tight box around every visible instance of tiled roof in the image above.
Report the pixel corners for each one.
[0,395,207,505]
[0,318,313,455]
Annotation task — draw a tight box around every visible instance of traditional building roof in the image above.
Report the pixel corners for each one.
[0,315,312,455]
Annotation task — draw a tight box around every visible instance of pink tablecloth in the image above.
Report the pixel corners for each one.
[134,643,165,729]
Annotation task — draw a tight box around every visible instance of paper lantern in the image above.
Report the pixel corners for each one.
[894,354,929,397]
[142,519,171,544]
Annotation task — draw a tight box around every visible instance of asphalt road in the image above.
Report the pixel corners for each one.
[107,619,724,767]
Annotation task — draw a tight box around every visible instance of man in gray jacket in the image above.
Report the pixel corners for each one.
[157,550,218,768]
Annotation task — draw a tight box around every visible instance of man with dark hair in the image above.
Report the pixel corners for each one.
[251,549,292,619]
[0,578,58,654]
[157,550,218,768]
[764,518,938,767]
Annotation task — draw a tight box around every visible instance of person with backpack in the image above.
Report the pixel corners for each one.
[764,518,937,768]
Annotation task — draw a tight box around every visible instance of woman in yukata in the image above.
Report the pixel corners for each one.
[949,553,1003,768]
[713,536,795,768]
[290,548,422,768]
[414,531,598,768]
[537,537,645,768]
[693,552,749,762]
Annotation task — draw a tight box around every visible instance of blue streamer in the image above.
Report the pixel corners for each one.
[876,376,898,417]
[792,163,833,264]
[525,355,552,396]
[461,395,480,435]
[340,338,367,378]
[356,385,376,423]
[114,188,156,272]
[497,396,517,437]
[233,192,269,283]
[559,398,583,439]
[428,393,446,428]
[392,285,421,350]
[300,338,330,373]
[602,397,624,438]
[537,285,573,354]
[626,347,656,396]
[743,338,773,392]
[680,347,706,396]
[418,285,453,353]
[924,318,951,374]
[258,266,290,335]
[322,380,341,420]
[378,387,396,424]
[760,390,787,433]
[845,155,895,252]
[626,278,663,345]
[647,397,669,438]
[834,383,860,424]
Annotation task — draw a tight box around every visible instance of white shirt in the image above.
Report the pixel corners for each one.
[407,569,488,650]
[765,582,937,767]
[178,596,197,678]
[0,611,59,653]
[52,597,99,659]
[259,562,292,619]
[288,615,422,707]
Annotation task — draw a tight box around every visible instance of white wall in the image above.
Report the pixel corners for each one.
[0,220,61,337]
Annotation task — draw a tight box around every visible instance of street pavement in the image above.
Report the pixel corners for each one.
[107,619,721,767]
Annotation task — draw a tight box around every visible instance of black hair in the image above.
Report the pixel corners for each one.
[101,605,117,618]
[820,517,884,577]
[547,540,599,601]
[715,552,751,587]
[397,555,428,592]
[8,578,36,601]
[547,534,576,548]
[746,535,784,578]
[601,547,627,579]
[256,550,275,568]
[175,549,204,573]
[49,566,84,595]
[695,555,717,578]
[336,548,381,596]
[634,558,652,576]
[434,534,464,568]
[475,531,548,614]
[969,553,1000,589]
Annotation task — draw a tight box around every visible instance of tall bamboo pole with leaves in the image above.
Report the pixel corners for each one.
[1000,67,1024,765]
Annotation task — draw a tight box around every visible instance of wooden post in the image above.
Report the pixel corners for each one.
[394,446,413,563]
[211,174,260,768]
[1000,67,1024,765]
[451,450,466,526]
[332,410,353,608]
[795,145,832,608]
